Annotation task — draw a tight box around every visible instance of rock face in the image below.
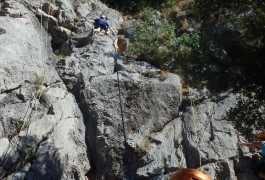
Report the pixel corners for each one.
[83,70,181,179]
[0,0,261,180]
[0,0,89,179]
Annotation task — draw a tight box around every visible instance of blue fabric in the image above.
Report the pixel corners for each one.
[94,17,109,30]
[262,141,265,156]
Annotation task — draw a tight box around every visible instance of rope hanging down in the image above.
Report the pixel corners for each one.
[10,2,51,179]
[113,38,130,180]
[0,1,51,179]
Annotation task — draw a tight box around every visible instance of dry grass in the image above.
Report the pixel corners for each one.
[162,0,194,17]
[137,136,151,153]
[159,71,169,81]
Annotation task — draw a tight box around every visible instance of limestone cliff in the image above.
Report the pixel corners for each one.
[0,0,259,179]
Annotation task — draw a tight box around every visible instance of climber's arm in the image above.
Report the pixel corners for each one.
[238,142,262,148]
[109,27,115,34]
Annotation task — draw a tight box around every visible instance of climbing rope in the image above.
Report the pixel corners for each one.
[10,1,51,178]
[1,1,51,179]
[185,87,213,168]
[19,1,47,132]
[112,38,130,179]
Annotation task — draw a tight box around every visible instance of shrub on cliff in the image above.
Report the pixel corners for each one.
[126,8,201,73]
[101,0,178,14]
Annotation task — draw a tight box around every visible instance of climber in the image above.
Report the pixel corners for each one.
[238,131,265,179]
[93,14,111,35]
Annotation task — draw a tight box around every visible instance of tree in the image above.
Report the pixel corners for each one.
[101,0,177,14]
[194,0,265,137]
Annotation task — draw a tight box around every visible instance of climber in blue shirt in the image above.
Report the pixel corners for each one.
[93,14,110,35]
[239,132,265,179]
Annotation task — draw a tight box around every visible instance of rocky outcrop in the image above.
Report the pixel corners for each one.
[0,0,89,179]
[0,0,262,179]
[85,71,181,179]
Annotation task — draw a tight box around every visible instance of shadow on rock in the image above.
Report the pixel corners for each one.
[0,134,63,180]
[73,35,93,48]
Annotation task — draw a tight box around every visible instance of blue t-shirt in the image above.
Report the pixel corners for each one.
[94,17,110,29]
[262,141,265,156]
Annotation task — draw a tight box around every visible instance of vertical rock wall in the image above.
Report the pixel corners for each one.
[0,0,260,179]
[0,0,89,179]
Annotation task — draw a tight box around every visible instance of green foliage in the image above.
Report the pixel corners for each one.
[127,8,202,72]
[176,33,200,48]
[227,93,265,140]
[176,32,200,56]
[55,48,67,58]
[193,0,265,137]
[127,8,176,67]
[101,0,179,14]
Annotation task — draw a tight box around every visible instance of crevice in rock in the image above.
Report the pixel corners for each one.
[55,70,95,178]
[0,163,8,172]
[181,115,200,168]
[152,118,176,134]
[125,143,150,180]
[33,5,73,53]
[0,27,6,35]
[202,156,238,168]
[0,118,7,137]
[114,35,129,54]
[13,114,63,177]
[78,94,98,179]
[73,36,93,48]
[16,93,25,102]
[41,3,59,19]
[0,2,10,16]
[0,85,22,94]
[209,120,215,141]
[47,105,55,115]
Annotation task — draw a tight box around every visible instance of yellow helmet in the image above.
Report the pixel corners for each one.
[170,168,211,180]
[257,132,265,140]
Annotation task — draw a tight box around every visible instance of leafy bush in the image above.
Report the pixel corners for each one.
[101,0,179,14]
[227,92,265,140]
[126,8,176,67]
[175,32,200,56]
[126,8,201,67]
[194,0,265,137]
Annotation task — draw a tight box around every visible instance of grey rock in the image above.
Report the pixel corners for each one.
[199,159,237,180]
[0,1,90,179]
[1,0,261,179]
[135,119,186,178]
[82,71,181,178]
[120,20,137,41]
[25,86,90,179]
[0,138,20,170]
[5,163,31,180]
[181,93,239,178]
[235,152,252,172]
[237,172,258,180]
[149,173,171,180]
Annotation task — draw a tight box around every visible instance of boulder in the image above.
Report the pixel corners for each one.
[199,159,237,180]
[81,70,181,179]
